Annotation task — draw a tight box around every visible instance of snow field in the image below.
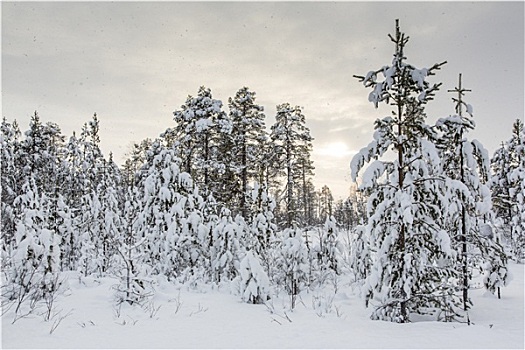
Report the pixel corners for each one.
[2,262,523,349]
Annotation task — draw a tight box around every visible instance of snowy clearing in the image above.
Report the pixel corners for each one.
[2,262,523,349]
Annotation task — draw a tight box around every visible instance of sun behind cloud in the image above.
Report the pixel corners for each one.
[315,141,356,159]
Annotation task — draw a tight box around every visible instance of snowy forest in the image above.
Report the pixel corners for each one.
[1,19,524,346]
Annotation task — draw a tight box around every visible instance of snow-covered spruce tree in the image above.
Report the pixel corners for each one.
[20,112,66,197]
[77,148,121,277]
[509,162,525,262]
[349,224,372,302]
[137,140,209,281]
[121,138,153,188]
[491,119,525,261]
[228,87,268,217]
[274,227,309,309]
[317,216,341,277]
[1,118,22,258]
[482,216,511,299]
[247,182,277,262]
[435,74,507,308]
[270,103,314,228]
[59,132,84,271]
[77,191,100,277]
[210,208,242,284]
[97,154,124,275]
[351,20,460,322]
[77,115,109,277]
[113,186,153,305]
[4,178,61,319]
[490,142,514,251]
[236,250,271,304]
[55,194,77,271]
[238,182,277,290]
[308,215,341,289]
[16,114,69,276]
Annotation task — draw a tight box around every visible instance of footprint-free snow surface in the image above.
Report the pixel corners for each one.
[2,263,523,349]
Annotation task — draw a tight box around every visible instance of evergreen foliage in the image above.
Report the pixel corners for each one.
[351,19,460,322]
[270,103,314,228]
[491,119,525,261]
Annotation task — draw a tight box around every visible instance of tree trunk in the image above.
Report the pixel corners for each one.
[397,86,407,323]
[460,137,469,311]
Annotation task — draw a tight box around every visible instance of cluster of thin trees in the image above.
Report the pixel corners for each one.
[1,19,523,324]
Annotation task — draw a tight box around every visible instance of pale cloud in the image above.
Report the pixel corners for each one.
[2,1,523,198]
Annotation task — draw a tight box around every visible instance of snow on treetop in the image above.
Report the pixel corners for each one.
[410,68,428,89]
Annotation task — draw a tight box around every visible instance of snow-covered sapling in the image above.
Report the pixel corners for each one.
[237,251,271,304]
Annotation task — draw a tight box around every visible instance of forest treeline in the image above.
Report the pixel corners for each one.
[1,20,523,324]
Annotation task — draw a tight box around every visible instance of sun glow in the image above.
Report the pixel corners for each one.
[316,141,354,159]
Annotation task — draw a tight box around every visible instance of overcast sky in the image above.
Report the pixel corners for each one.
[2,1,524,198]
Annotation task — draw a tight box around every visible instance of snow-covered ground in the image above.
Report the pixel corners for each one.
[2,262,523,349]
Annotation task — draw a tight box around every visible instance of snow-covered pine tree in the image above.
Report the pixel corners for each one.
[207,105,235,209]
[508,120,525,261]
[296,155,315,227]
[309,215,342,289]
[17,114,68,278]
[351,19,459,322]
[270,103,314,228]
[257,135,281,204]
[230,182,276,290]
[228,87,268,218]
[172,86,229,196]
